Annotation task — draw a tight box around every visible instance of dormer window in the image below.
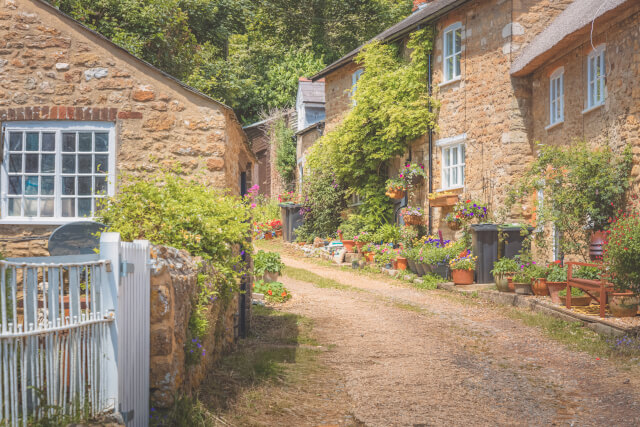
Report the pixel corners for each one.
[443,23,462,83]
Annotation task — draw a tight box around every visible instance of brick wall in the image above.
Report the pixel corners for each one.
[0,0,254,256]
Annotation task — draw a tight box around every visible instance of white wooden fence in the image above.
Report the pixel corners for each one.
[0,233,150,427]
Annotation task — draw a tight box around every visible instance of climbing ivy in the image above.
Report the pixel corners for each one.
[272,117,297,187]
[307,28,439,228]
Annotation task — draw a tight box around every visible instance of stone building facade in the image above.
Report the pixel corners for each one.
[0,0,255,257]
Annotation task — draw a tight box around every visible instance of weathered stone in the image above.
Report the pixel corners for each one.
[206,157,224,171]
[84,67,108,80]
[132,85,155,102]
[72,52,101,67]
[143,113,175,131]
[150,327,172,356]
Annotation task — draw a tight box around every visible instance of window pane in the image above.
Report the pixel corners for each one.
[9,133,22,151]
[452,167,458,186]
[8,198,20,216]
[444,148,450,167]
[461,144,465,162]
[25,176,38,195]
[78,198,92,217]
[9,176,22,195]
[40,199,54,217]
[95,176,107,194]
[444,169,450,189]
[445,31,452,56]
[61,198,75,217]
[452,147,458,165]
[95,155,108,173]
[41,176,54,195]
[78,176,92,195]
[9,154,22,173]
[62,155,76,173]
[63,133,76,152]
[24,198,37,217]
[454,53,460,78]
[446,57,453,81]
[95,133,109,152]
[41,154,55,173]
[25,154,39,173]
[26,133,39,151]
[79,133,92,152]
[42,133,55,151]
[78,155,92,174]
[62,176,75,195]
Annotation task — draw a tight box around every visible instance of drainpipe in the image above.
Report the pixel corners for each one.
[427,51,434,235]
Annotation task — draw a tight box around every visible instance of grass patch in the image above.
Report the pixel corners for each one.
[282,266,365,292]
[412,274,442,290]
[391,300,431,315]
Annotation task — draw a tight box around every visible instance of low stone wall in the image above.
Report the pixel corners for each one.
[149,245,239,408]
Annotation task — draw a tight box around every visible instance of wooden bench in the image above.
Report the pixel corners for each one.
[566,262,613,318]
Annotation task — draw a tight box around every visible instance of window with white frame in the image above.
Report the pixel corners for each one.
[437,134,465,190]
[549,67,564,126]
[351,69,364,105]
[587,45,606,109]
[2,122,115,222]
[443,22,462,83]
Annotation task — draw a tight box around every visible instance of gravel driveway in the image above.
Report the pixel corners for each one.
[275,253,640,426]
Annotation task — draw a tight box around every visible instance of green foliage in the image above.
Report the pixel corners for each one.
[508,142,632,260]
[491,257,519,276]
[372,224,402,244]
[307,28,438,228]
[339,214,369,240]
[254,250,285,275]
[254,280,291,303]
[559,287,586,297]
[296,169,347,241]
[546,263,567,282]
[272,116,297,187]
[572,265,602,281]
[251,195,280,224]
[604,212,640,292]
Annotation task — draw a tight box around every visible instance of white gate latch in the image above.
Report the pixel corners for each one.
[120,262,135,277]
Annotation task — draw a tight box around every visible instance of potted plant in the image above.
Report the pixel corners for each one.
[491,257,519,292]
[512,270,533,295]
[396,248,408,271]
[385,177,406,199]
[400,206,424,226]
[254,250,285,282]
[449,250,476,286]
[603,210,640,317]
[527,263,549,296]
[401,163,428,185]
[444,213,462,231]
[270,219,283,238]
[374,249,395,269]
[362,242,377,263]
[559,287,592,306]
[354,231,372,252]
[546,262,567,304]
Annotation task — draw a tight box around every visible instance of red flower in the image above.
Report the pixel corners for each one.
[281,291,287,297]
[268,290,273,295]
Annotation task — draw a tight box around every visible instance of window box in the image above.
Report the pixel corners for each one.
[429,194,459,208]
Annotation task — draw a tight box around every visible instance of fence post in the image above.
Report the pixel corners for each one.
[99,232,121,414]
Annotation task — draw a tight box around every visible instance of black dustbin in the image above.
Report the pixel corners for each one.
[471,224,534,284]
[280,203,304,242]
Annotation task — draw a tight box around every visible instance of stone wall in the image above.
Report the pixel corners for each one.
[324,61,360,134]
[530,5,640,191]
[149,245,240,408]
[0,0,254,257]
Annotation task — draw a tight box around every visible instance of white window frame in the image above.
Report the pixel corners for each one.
[547,67,564,129]
[436,133,466,191]
[1,121,116,225]
[585,44,606,112]
[351,69,364,105]
[443,22,462,83]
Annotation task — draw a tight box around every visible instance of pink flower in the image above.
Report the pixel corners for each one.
[250,203,256,208]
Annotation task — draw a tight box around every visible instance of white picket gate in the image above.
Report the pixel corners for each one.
[0,233,150,427]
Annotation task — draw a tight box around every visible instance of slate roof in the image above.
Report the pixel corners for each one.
[298,79,325,105]
[511,0,632,76]
[311,0,468,81]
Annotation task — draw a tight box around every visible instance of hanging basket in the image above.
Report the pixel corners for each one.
[447,220,462,231]
[403,214,424,226]
[385,187,406,199]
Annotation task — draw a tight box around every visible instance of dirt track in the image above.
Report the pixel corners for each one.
[275,252,640,426]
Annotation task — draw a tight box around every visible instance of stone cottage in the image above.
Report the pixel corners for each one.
[295,77,325,189]
[0,0,255,257]
[311,0,596,238]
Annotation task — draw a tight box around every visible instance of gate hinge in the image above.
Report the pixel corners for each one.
[120,261,135,277]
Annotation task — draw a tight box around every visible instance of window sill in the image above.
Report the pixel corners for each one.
[545,120,564,131]
[435,185,464,192]
[0,218,96,226]
[582,103,604,115]
[438,77,462,88]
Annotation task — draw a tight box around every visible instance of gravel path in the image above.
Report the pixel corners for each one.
[276,253,640,426]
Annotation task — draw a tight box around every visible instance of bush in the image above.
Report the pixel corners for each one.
[491,257,519,276]
[253,250,284,276]
[546,263,567,282]
[372,224,401,244]
[604,212,640,292]
[254,280,291,303]
[296,169,346,240]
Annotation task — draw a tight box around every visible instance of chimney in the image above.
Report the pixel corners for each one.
[413,0,430,12]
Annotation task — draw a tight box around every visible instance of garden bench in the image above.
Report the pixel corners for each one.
[566,262,613,318]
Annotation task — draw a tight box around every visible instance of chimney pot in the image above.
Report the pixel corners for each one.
[413,0,430,12]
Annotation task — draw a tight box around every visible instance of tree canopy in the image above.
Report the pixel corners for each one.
[49,0,412,123]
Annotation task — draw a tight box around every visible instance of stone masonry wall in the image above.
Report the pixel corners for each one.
[530,5,640,193]
[149,245,238,409]
[324,61,360,134]
[0,0,254,257]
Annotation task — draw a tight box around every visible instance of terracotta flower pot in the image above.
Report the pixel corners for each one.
[560,295,592,306]
[365,253,374,263]
[609,292,639,318]
[275,230,283,238]
[507,277,515,292]
[396,256,408,271]
[494,274,512,293]
[589,230,606,261]
[452,269,474,285]
[531,278,549,296]
[546,282,567,304]
[513,282,533,295]
[356,241,365,252]
[342,240,355,252]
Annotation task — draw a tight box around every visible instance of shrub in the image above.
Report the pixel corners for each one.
[572,265,603,281]
[372,224,401,244]
[253,280,291,303]
[296,169,346,240]
[253,250,284,276]
[603,211,640,292]
[491,257,519,276]
[546,263,568,282]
